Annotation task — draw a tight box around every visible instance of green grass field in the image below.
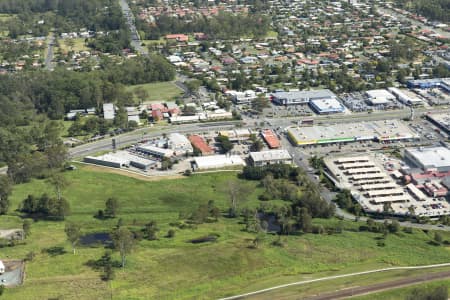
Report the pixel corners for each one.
[1,166,450,299]
[58,38,89,53]
[125,81,184,103]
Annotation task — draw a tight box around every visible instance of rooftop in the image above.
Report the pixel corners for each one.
[406,147,450,169]
[250,150,292,162]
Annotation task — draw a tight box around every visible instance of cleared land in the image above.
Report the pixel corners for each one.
[58,38,89,53]
[125,81,184,103]
[1,166,450,299]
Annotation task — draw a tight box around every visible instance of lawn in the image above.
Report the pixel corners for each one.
[125,81,184,103]
[1,166,450,299]
[58,38,89,53]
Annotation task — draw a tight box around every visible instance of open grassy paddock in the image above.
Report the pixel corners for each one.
[125,81,184,103]
[1,166,450,299]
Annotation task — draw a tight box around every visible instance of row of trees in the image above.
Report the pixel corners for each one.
[0,0,128,38]
[0,55,175,120]
[395,0,450,22]
[137,12,270,40]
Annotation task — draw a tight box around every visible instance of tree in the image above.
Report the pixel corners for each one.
[134,87,149,104]
[226,180,250,217]
[0,285,4,296]
[23,219,31,238]
[112,227,134,268]
[434,232,443,244]
[251,94,270,113]
[105,197,119,218]
[143,220,159,240]
[101,251,115,281]
[47,172,69,202]
[0,175,12,214]
[216,135,233,153]
[388,220,400,233]
[65,222,81,254]
[296,207,312,233]
[250,139,264,152]
[185,80,202,95]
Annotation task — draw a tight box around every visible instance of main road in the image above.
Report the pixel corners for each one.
[118,0,148,55]
[45,33,55,71]
[69,106,448,158]
[69,121,241,158]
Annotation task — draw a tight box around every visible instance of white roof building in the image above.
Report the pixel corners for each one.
[366,89,396,105]
[193,155,245,170]
[103,103,115,120]
[249,150,293,166]
[168,133,193,154]
[404,147,450,172]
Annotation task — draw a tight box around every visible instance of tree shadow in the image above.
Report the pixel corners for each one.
[43,246,67,256]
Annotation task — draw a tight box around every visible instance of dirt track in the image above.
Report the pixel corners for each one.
[305,270,450,300]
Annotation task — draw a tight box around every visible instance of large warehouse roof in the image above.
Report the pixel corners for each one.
[406,147,450,169]
[287,120,417,145]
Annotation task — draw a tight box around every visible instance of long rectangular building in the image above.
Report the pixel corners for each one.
[287,120,418,146]
[261,129,281,149]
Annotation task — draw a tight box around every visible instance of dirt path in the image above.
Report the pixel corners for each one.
[81,164,185,182]
[305,270,450,300]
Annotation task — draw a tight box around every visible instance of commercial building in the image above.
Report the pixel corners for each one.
[404,147,450,172]
[249,150,292,166]
[426,113,450,136]
[287,120,418,146]
[103,103,115,120]
[188,135,214,155]
[270,89,337,106]
[365,89,396,105]
[192,155,245,170]
[227,90,257,105]
[261,129,281,149]
[407,78,450,90]
[325,155,414,213]
[309,98,346,114]
[387,87,424,107]
[84,154,129,168]
[219,129,252,141]
[84,151,156,170]
[168,133,193,155]
[136,145,174,158]
[169,114,206,124]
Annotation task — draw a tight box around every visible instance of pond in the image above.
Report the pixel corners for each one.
[80,232,112,247]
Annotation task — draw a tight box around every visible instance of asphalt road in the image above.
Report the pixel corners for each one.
[68,121,241,158]
[118,0,148,55]
[45,33,55,70]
